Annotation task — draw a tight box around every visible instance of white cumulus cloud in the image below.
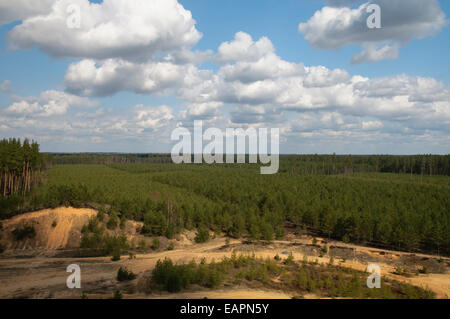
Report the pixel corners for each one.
[64,58,212,97]
[299,0,447,63]
[7,0,202,62]
[5,90,99,117]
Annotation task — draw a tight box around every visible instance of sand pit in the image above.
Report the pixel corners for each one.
[0,207,97,250]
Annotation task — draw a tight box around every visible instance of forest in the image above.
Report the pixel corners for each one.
[0,142,449,256]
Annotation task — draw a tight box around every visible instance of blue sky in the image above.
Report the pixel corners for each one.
[0,0,449,154]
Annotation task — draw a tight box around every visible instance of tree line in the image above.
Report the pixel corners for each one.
[279,154,450,176]
[49,153,450,176]
[48,153,173,165]
[0,138,46,197]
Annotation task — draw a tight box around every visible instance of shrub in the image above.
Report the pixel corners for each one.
[284,253,295,265]
[307,278,317,292]
[107,212,119,230]
[261,222,274,242]
[167,273,183,293]
[137,239,147,251]
[205,269,223,288]
[81,217,131,255]
[347,274,362,297]
[394,266,405,275]
[167,241,174,251]
[195,225,210,243]
[151,258,182,292]
[248,224,260,241]
[120,215,126,230]
[81,216,102,234]
[258,266,270,283]
[264,258,279,273]
[419,265,428,274]
[12,225,36,240]
[142,211,167,236]
[165,224,176,239]
[80,216,107,249]
[230,215,245,238]
[275,225,285,239]
[97,206,106,221]
[111,249,121,261]
[342,234,350,243]
[152,238,160,250]
[113,290,122,299]
[117,267,136,281]
[151,257,223,293]
[104,234,129,254]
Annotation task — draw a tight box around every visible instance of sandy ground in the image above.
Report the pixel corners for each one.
[1,207,97,250]
[84,289,297,299]
[0,207,448,299]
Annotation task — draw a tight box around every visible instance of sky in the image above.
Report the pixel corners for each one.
[0,0,449,154]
